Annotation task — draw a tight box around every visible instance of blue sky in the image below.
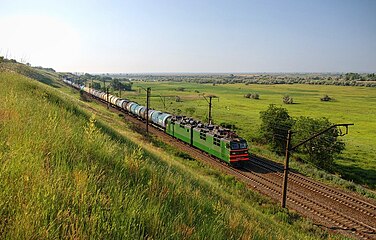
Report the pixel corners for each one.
[0,0,375,73]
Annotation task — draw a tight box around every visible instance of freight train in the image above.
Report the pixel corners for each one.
[63,78,250,166]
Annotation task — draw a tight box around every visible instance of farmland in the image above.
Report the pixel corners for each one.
[1,68,345,239]
[122,81,376,190]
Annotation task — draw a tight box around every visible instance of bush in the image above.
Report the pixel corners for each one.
[244,93,259,99]
[259,104,294,154]
[320,95,332,101]
[251,93,260,99]
[185,107,196,115]
[293,117,345,170]
[283,95,293,104]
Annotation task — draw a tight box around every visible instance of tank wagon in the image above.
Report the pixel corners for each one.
[62,78,249,166]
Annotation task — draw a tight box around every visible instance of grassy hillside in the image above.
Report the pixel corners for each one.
[124,81,376,191]
[0,60,63,87]
[0,71,344,238]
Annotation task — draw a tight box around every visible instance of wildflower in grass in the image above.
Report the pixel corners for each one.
[84,115,98,141]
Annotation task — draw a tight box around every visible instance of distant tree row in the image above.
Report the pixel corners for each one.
[124,72,376,87]
[63,73,133,92]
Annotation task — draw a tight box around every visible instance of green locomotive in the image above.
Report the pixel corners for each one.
[166,116,249,165]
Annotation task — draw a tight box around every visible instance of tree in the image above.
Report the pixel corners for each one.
[259,104,294,154]
[251,93,260,99]
[283,95,293,104]
[244,93,260,99]
[185,107,196,115]
[244,93,251,98]
[92,82,101,90]
[293,117,345,170]
[110,79,132,91]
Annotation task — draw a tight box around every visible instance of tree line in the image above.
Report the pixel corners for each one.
[124,72,376,88]
[63,73,133,92]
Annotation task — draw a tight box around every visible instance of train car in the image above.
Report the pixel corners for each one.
[165,116,194,144]
[109,95,119,106]
[126,102,136,112]
[135,105,144,117]
[139,107,147,119]
[147,109,155,122]
[192,125,249,165]
[151,111,171,128]
[116,99,128,110]
[166,116,249,166]
[130,103,140,115]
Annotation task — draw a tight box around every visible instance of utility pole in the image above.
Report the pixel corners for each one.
[138,86,151,133]
[281,130,292,208]
[203,95,218,125]
[281,123,354,208]
[208,96,213,124]
[146,87,151,133]
[106,87,109,109]
[119,87,122,98]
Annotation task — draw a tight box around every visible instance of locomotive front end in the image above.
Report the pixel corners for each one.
[229,140,249,166]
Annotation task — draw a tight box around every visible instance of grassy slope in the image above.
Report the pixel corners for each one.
[0,70,344,238]
[125,81,376,191]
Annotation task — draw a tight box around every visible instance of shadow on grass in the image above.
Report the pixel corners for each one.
[334,163,376,190]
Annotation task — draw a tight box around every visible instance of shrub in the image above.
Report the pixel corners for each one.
[259,104,294,154]
[244,93,259,99]
[251,93,260,99]
[320,95,332,101]
[293,117,345,170]
[283,95,293,104]
[175,87,185,91]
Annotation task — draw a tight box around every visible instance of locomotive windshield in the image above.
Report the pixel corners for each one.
[239,141,247,149]
[230,142,239,150]
[230,141,247,150]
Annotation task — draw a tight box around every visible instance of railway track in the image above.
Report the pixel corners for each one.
[81,90,376,239]
[251,155,376,217]
[244,160,376,239]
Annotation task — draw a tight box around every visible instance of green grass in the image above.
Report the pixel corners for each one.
[123,81,376,190]
[0,71,347,239]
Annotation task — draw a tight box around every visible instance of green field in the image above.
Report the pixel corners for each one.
[123,82,376,189]
[1,69,346,238]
